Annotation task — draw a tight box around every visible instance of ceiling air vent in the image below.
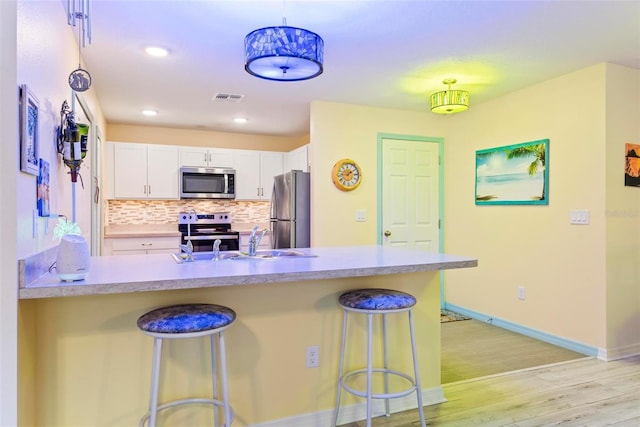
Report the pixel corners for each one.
[213,93,244,102]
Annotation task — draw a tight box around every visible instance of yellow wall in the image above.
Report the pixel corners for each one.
[444,63,639,355]
[310,64,640,358]
[29,272,440,426]
[16,0,106,258]
[107,123,307,152]
[309,101,447,247]
[604,64,640,358]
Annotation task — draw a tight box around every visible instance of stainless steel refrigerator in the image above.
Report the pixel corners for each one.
[270,170,310,249]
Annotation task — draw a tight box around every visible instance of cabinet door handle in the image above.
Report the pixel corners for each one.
[257,187,260,196]
[143,185,147,194]
[148,185,151,195]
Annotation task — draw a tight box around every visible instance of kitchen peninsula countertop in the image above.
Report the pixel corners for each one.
[19,246,476,300]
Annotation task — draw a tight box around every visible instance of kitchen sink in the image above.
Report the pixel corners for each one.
[170,249,316,264]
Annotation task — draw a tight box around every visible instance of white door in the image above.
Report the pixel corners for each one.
[381,138,440,251]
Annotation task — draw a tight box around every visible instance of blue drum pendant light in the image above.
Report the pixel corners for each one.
[244,14,324,81]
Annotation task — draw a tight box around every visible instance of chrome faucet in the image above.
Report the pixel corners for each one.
[179,241,194,262]
[212,239,221,261]
[248,225,267,257]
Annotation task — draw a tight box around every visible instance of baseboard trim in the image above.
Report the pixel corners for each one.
[443,303,600,358]
[248,386,445,427]
[598,343,640,361]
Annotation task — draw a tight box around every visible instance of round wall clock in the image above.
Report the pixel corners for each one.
[331,158,362,191]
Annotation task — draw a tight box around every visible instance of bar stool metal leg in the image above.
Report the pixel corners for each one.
[408,310,426,427]
[366,312,373,427]
[382,313,390,418]
[332,308,349,427]
[210,334,219,427]
[148,337,163,427]
[219,331,232,427]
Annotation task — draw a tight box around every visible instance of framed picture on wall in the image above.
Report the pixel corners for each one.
[37,158,50,217]
[475,138,549,205]
[624,143,640,187]
[20,84,40,175]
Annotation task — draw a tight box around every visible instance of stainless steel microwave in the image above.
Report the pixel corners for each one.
[179,166,236,199]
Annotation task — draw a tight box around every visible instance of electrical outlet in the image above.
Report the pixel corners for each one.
[518,286,526,300]
[306,345,319,368]
[355,210,366,222]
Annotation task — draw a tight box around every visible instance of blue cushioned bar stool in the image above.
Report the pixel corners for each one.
[137,303,236,427]
[332,289,426,427]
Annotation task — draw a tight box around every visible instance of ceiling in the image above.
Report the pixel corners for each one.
[77,1,640,138]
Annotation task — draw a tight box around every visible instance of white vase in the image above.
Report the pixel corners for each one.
[56,234,90,281]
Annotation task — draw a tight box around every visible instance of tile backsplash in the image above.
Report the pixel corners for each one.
[106,200,270,225]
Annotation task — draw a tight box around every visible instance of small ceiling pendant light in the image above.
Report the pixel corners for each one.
[244,3,323,82]
[430,78,469,114]
[145,46,169,57]
[67,0,92,92]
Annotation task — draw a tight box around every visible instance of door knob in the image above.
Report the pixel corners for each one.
[384,230,391,237]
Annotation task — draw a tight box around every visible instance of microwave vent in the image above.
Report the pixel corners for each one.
[213,93,244,102]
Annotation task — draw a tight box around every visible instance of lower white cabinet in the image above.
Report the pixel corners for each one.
[103,236,180,256]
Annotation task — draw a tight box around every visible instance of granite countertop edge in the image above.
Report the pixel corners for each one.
[19,246,477,300]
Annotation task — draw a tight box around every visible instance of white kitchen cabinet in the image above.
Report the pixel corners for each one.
[111,142,179,199]
[234,150,283,200]
[103,236,180,256]
[180,146,235,168]
[284,144,309,172]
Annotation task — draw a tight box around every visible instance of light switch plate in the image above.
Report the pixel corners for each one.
[570,210,590,225]
[355,210,366,222]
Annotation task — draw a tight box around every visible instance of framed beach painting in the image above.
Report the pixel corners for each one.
[475,138,549,205]
[20,84,39,175]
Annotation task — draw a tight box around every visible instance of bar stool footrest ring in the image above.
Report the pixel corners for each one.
[340,368,417,400]
[139,397,235,427]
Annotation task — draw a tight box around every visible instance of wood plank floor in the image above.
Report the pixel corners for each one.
[442,319,586,383]
[339,320,640,426]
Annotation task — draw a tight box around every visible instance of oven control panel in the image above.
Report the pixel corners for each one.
[178,212,232,224]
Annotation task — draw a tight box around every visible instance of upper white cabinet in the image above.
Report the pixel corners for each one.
[111,142,180,199]
[180,147,235,168]
[234,150,283,200]
[284,144,309,172]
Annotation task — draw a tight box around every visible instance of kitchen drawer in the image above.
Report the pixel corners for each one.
[104,236,180,255]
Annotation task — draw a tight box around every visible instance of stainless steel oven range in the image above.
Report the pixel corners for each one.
[178,212,239,252]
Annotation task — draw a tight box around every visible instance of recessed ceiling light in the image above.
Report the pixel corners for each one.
[233,117,248,124]
[145,46,169,57]
[141,109,158,117]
